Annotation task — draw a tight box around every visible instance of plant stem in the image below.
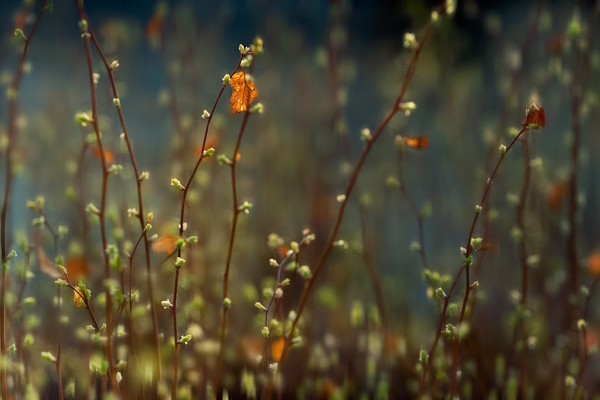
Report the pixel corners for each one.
[278,15,437,371]
[0,4,46,397]
[171,77,229,400]
[215,100,252,394]
[423,126,529,396]
[516,137,531,398]
[74,0,119,392]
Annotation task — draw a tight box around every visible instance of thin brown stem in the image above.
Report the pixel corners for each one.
[74,0,119,393]
[171,68,232,399]
[422,125,530,396]
[0,3,47,397]
[277,14,438,376]
[516,137,531,398]
[215,97,253,394]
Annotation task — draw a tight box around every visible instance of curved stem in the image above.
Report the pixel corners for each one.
[277,17,437,372]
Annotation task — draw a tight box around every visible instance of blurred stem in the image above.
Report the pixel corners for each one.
[86,24,162,387]
[423,125,529,396]
[357,203,388,333]
[75,0,119,393]
[172,71,231,399]
[215,98,252,394]
[276,11,439,378]
[396,148,429,269]
[0,3,47,397]
[516,137,531,398]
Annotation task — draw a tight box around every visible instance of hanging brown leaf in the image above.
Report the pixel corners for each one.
[523,103,545,129]
[402,136,430,150]
[229,70,258,114]
[37,247,61,278]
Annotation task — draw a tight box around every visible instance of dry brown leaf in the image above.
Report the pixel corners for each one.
[229,70,258,114]
[37,247,60,278]
[152,234,179,254]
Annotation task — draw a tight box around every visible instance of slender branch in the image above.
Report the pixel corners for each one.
[170,61,236,398]
[0,3,47,397]
[516,137,531,398]
[278,12,439,372]
[215,69,254,392]
[74,1,119,393]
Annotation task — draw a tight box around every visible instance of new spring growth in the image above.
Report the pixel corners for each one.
[170,178,185,191]
[202,148,215,158]
[261,326,270,339]
[14,29,27,41]
[85,203,100,215]
[298,265,312,280]
[179,334,193,345]
[360,128,372,142]
[222,74,231,86]
[403,32,418,49]
[113,98,121,107]
[254,302,267,312]
[138,171,150,182]
[475,204,483,213]
[223,297,232,309]
[109,60,120,70]
[175,257,186,269]
[41,351,57,363]
[577,319,587,332]
[75,112,93,127]
[250,102,264,113]
[499,144,507,155]
[399,101,417,116]
[238,201,253,214]
[201,110,211,119]
[470,237,483,251]
[269,258,279,268]
[419,350,429,365]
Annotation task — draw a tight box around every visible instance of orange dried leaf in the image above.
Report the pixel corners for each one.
[65,257,89,281]
[402,136,430,150]
[73,290,86,308]
[588,251,600,276]
[548,181,568,211]
[146,14,163,43]
[37,247,61,278]
[92,146,114,165]
[152,234,179,254]
[277,244,290,259]
[229,70,258,114]
[271,337,285,362]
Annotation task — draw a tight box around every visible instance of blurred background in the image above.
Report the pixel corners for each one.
[1,0,599,397]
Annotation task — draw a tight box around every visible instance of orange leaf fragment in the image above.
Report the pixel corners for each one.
[523,103,546,129]
[92,146,114,165]
[229,70,258,114]
[402,136,430,150]
[271,337,285,362]
[152,234,179,254]
[73,290,86,308]
[65,257,89,282]
[547,181,568,211]
[588,251,600,276]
